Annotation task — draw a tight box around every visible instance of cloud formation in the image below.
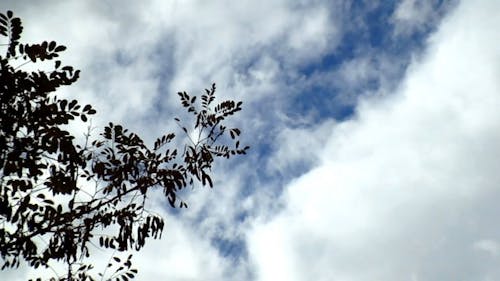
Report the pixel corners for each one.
[248,1,500,280]
[2,0,499,280]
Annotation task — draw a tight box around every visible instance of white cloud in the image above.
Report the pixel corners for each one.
[392,0,432,25]
[390,0,451,36]
[266,119,336,174]
[474,239,500,257]
[248,1,500,280]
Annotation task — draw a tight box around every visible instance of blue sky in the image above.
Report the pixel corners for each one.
[2,0,500,280]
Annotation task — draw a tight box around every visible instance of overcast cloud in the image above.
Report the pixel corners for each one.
[1,0,500,280]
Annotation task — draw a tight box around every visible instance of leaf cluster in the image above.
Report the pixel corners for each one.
[0,11,248,281]
[175,83,249,189]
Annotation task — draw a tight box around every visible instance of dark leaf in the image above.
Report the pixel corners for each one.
[54,45,66,52]
[48,41,56,51]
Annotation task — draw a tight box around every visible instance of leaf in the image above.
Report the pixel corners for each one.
[202,173,213,188]
[54,45,66,52]
[48,41,56,51]
[60,99,68,110]
[69,99,77,109]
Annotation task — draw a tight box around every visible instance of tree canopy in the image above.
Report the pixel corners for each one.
[0,10,248,281]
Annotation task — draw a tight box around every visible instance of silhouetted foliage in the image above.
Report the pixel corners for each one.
[0,11,248,280]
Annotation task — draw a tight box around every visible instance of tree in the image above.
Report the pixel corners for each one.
[0,10,249,280]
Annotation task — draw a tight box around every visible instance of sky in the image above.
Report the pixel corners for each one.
[2,0,500,280]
